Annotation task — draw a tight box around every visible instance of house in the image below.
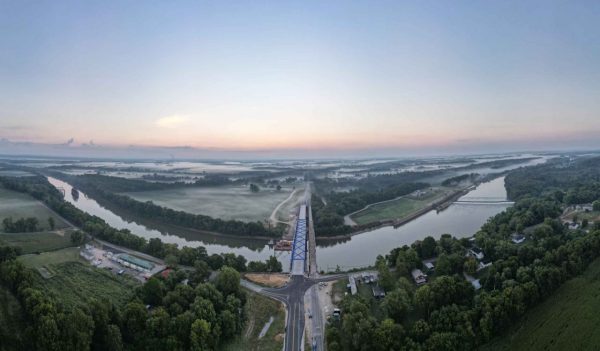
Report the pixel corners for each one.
[478,259,493,271]
[424,262,435,271]
[361,273,377,284]
[411,269,428,285]
[372,285,386,299]
[463,272,481,290]
[568,222,580,230]
[347,276,357,295]
[469,247,485,260]
[511,233,526,244]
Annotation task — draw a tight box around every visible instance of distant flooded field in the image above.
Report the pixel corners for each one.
[124,184,299,222]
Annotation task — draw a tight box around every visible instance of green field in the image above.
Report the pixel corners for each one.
[0,286,24,350]
[351,189,448,225]
[0,186,70,230]
[481,258,600,351]
[125,185,296,222]
[0,230,78,254]
[222,291,285,351]
[18,246,82,270]
[33,261,139,308]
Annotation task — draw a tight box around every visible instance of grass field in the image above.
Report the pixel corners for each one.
[481,258,600,351]
[222,291,285,351]
[351,189,448,225]
[0,230,78,254]
[0,286,24,350]
[0,186,70,230]
[125,185,295,222]
[18,246,82,270]
[33,261,139,309]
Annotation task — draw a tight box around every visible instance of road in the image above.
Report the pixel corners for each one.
[246,182,342,350]
[245,274,346,351]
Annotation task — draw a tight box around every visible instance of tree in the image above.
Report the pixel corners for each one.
[190,319,212,351]
[142,277,164,306]
[70,231,84,245]
[48,217,56,230]
[165,254,179,268]
[382,288,411,322]
[191,260,211,284]
[582,218,589,228]
[421,236,437,258]
[593,200,600,211]
[249,183,260,193]
[276,185,282,191]
[464,257,478,275]
[215,266,241,297]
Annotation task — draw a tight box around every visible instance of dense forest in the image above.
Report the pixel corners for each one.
[326,156,600,350]
[0,245,248,350]
[46,173,280,238]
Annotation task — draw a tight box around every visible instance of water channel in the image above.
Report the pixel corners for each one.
[49,175,511,272]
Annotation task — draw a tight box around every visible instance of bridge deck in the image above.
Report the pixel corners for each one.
[290,205,307,275]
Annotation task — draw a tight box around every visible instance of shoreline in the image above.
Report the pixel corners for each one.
[316,177,503,241]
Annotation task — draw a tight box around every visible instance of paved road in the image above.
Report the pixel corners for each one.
[245,273,345,351]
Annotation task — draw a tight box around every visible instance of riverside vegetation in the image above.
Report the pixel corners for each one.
[325,156,600,351]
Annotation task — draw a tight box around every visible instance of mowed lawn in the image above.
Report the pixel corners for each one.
[222,291,285,351]
[0,186,70,230]
[125,185,294,222]
[0,230,78,254]
[351,189,447,225]
[481,257,600,351]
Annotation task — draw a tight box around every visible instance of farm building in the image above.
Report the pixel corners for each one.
[112,253,155,272]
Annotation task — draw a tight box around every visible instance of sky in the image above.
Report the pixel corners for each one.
[1,0,600,158]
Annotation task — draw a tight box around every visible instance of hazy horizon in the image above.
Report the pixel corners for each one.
[2,1,600,158]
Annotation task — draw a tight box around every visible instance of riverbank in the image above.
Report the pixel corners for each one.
[317,178,500,241]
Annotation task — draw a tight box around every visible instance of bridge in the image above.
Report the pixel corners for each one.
[454,196,514,205]
[454,200,515,204]
[290,204,308,275]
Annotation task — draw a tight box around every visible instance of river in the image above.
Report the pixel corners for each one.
[49,176,510,272]
[315,177,511,271]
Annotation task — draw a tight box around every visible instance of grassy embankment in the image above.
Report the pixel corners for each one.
[222,291,286,351]
[350,188,450,225]
[125,184,295,223]
[481,257,600,351]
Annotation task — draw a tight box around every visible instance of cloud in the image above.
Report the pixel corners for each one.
[155,115,190,129]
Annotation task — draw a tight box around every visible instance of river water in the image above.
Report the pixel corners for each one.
[49,176,510,272]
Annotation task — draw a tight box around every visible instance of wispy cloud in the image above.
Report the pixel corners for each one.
[155,115,190,129]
